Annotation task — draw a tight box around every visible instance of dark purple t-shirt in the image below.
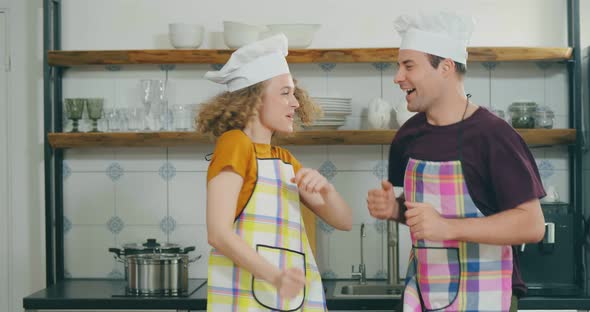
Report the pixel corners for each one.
[388,107,545,297]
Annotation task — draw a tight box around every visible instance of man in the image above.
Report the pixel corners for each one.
[367,12,546,311]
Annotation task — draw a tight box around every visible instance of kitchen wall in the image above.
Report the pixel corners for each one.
[61,60,571,282]
[59,0,571,283]
[2,0,583,311]
[1,0,45,312]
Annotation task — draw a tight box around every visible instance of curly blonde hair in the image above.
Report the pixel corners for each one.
[196,79,322,138]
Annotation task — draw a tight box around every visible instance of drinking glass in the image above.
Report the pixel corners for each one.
[139,80,155,129]
[65,98,85,133]
[86,98,104,132]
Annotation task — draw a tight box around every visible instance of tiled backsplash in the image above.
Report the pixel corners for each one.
[62,62,571,281]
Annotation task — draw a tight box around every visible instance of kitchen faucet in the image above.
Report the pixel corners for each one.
[351,223,367,284]
[387,220,400,285]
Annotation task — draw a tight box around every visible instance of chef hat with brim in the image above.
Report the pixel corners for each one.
[204,33,290,92]
[394,12,475,65]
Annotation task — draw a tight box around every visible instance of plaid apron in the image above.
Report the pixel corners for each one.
[402,157,513,311]
[207,157,326,311]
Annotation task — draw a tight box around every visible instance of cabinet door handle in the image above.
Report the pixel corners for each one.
[544,222,555,244]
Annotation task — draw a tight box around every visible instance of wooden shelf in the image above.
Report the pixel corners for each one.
[47,129,576,148]
[47,47,573,66]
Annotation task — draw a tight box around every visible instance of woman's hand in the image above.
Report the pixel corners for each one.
[272,268,306,299]
[291,168,335,195]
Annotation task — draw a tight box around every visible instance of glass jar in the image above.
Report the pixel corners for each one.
[508,101,537,128]
[534,106,555,129]
[490,108,505,119]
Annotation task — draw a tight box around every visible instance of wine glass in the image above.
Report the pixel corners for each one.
[152,79,170,131]
[86,98,104,132]
[64,98,85,133]
[139,80,155,130]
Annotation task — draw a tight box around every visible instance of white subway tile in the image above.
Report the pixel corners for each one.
[64,173,115,225]
[116,172,167,224]
[169,172,207,225]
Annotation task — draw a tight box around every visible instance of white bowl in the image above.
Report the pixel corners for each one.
[168,23,204,49]
[223,21,266,49]
[265,24,320,48]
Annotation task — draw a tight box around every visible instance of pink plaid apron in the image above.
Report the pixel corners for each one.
[207,156,326,311]
[402,157,513,311]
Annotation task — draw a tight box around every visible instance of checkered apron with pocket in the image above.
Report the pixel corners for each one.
[207,157,326,311]
[402,158,513,311]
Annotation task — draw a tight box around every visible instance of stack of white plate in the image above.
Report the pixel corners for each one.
[304,96,352,130]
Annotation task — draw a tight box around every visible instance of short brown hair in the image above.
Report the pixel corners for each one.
[427,54,467,75]
[196,79,321,138]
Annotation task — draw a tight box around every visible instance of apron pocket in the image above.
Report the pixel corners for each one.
[413,246,461,311]
[252,244,306,312]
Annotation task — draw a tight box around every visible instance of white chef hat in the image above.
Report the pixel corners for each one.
[394,11,475,64]
[204,33,290,92]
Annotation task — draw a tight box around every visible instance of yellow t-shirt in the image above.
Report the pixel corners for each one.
[207,130,302,219]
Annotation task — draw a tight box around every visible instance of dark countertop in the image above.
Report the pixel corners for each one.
[22,278,590,311]
[23,279,209,310]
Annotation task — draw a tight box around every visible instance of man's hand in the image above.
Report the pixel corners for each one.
[367,180,397,220]
[405,201,453,241]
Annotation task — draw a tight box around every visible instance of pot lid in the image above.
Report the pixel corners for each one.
[122,238,181,251]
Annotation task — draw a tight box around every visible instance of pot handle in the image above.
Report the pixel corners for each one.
[108,248,126,263]
[182,246,196,253]
[189,254,202,263]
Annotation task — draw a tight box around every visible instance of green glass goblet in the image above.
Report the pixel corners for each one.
[65,98,85,133]
[86,98,104,132]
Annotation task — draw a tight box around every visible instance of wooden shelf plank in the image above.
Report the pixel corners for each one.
[47,129,577,149]
[47,47,573,66]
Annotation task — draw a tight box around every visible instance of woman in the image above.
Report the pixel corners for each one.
[198,34,352,311]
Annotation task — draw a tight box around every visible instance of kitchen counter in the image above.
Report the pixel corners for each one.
[22,279,590,311]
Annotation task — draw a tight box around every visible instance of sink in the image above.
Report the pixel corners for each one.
[332,281,403,298]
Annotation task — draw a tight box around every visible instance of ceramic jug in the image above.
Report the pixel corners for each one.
[367,97,392,129]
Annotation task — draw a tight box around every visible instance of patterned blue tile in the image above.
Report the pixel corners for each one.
[106,163,124,182]
[159,162,176,181]
[319,63,336,72]
[319,160,337,181]
[63,162,71,180]
[105,65,122,71]
[373,269,387,279]
[373,219,386,234]
[538,160,555,179]
[159,64,176,71]
[317,218,334,234]
[160,216,177,234]
[107,269,124,279]
[371,62,392,72]
[63,217,72,235]
[535,62,552,71]
[372,161,387,180]
[321,270,338,279]
[481,62,498,71]
[107,216,124,234]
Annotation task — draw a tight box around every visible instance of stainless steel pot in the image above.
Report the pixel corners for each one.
[109,239,201,295]
[126,253,199,295]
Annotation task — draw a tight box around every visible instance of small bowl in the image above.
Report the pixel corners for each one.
[168,23,204,49]
[223,21,266,49]
[265,24,320,48]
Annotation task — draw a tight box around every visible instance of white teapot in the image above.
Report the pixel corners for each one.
[367,97,392,129]
[393,100,416,127]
